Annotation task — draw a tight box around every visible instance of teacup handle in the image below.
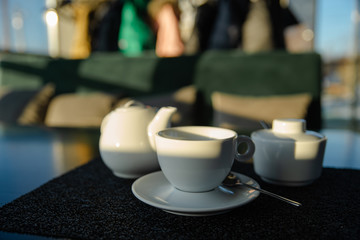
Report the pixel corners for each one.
[234,135,255,162]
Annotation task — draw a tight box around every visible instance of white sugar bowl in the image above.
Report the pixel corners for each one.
[251,119,327,186]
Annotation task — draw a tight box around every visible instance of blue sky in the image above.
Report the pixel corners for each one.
[315,0,356,60]
[0,0,357,61]
[0,0,48,54]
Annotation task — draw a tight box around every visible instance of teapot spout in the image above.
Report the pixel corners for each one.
[147,106,177,150]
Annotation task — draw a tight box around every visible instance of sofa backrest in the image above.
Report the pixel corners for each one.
[0,52,196,95]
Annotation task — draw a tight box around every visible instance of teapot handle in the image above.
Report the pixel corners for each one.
[123,100,145,108]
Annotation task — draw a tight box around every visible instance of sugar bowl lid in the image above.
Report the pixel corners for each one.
[252,119,325,142]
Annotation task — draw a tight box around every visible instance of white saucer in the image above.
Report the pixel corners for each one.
[131,171,260,216]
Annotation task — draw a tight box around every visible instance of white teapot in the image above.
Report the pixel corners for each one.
[99,100,177,178]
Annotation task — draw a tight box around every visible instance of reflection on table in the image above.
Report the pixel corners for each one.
[0,124,100,206]
[321,129,360,170]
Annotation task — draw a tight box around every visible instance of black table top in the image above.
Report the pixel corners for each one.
[0,124,359,239]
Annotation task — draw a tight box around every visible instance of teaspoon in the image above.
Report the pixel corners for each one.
[222,173,302,207]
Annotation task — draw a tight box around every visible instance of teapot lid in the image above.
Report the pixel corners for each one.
[115,100,151,112]
[252,119,325,142]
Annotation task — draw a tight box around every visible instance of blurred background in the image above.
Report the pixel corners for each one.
[0,0,359,130]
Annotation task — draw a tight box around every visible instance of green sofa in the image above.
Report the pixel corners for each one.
[0,50,322,131]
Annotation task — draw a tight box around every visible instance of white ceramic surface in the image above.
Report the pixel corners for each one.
[132,171,260,216]
[251,119,327,186]
[99,100,176,178]
[272,118,306,134]
[155,126,255,192]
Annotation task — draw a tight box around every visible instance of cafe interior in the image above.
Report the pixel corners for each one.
[0,0,359,239]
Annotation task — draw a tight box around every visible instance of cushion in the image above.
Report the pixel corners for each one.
[0,88,39,124]
[0,88,10,98]
[18,83,56,125]
[44,93,116,127]
[211,91,312,132]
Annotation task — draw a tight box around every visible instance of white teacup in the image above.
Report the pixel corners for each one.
[155,126,255,192]
[251,119,327,186]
